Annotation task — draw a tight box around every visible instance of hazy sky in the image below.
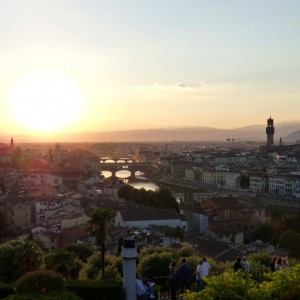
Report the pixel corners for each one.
[1,0,300,136]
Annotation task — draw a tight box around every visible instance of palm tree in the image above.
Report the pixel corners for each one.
[14,239,44,275]
[87,208,116,278]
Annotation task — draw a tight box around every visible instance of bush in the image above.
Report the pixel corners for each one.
[250,264,300,299]
[0,283,14,299]
[185,271,256,300]
[177,245,197,258]
[65,280,124,300]
[248,252,272,267]
[4,291,81,300]
[138,252,174,279]
[14,270,64,294]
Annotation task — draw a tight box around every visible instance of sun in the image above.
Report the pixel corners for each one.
[10,71,83,132]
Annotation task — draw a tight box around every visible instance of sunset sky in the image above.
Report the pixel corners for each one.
[1,0,300,137]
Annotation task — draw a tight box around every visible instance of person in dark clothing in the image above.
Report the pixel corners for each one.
[177,258,192,294]
[169,261,178,300]
[269,256,277,272]
[233,256,242,272]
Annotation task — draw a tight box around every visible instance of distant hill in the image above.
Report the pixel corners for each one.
[284,130,300,143]
[2,121,300,143]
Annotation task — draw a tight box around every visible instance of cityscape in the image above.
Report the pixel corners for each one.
[1,1,300,300]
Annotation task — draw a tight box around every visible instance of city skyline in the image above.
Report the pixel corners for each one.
[1,0,300,137]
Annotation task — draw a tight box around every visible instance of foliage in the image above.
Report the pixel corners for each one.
[65,280,124,300]
[14,270,64,294]
[63,243,93,263]
[184,264,300,300]
[270,207,285,222]
[87,208,116,278]
[279,230,300,259]
[78,253,122,281]
[248,252,272,267]
[44,250,83,279]
[240,175,250,189]
[248,264,300,299]
[0,240,43,283]
[249,262,268,283]
[79,252,101,280]
[184,271,256,300]
[0,283,14,299]
[4,291,81,300]
[118,185,179,211]
[139,245,175,257]
[253,223,279,244]
[162,226,184,244]
[177,244,197,258]
[104,256,123,282]
[138,252,174,278]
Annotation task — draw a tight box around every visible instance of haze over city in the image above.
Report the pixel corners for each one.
[1,0,300,141]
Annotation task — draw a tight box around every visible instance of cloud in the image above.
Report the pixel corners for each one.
[176,83,187,88]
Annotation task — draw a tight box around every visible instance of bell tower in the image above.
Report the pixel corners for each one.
[266,116,275,147]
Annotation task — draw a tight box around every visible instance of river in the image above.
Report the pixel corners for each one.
[101,170,160,191]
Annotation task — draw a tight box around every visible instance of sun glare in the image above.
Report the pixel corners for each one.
[10,71,83,132]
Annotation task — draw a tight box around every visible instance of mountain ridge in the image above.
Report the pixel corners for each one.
[1,122,300,143]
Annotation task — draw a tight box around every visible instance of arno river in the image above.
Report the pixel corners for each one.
[101,170,159,191]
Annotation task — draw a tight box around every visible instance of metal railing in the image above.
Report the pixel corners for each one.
[151,276,197,299]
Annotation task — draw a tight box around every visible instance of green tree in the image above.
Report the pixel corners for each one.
[0,240,44,283]
[177,244,197,258]
[14,239,44,275]
[44,250,83,279]
[240,175,250,189]
[14,270,64,294]
[64,243,93,263]
[87,208,116,278]
[162,226,184,245]
[279,229,300,259]
[185,271,256,300]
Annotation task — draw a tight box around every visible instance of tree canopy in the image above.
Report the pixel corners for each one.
[118,185,179,211]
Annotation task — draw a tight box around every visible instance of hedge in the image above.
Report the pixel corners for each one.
[65,280,125,300]
[4,291,81,300]
[0,283,14,299]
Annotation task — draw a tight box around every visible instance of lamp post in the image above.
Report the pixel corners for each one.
[122,238,137,300]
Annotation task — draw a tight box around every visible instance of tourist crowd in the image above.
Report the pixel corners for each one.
[136,255,289,300]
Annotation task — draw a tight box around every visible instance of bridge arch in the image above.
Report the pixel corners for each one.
[100,161,151,179]
[100,157,132,163]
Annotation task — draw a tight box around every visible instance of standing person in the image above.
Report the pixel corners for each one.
[177,258,192,294]
[169,261,178,300]
[241,256,250,273]
[281,258,289,270]
[195,260,203,292]
[233,256,242,272]
[202,257,211,278]
[275,257,282,271]
[269,256,277,272]
[201,257,211,289]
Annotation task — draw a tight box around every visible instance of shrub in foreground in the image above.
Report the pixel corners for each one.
[0,283,14,299]
[5,291,81,300]
[14,270,64,294]
[184,264,300,300]
[66,279,124,300]
[184,271,256,300]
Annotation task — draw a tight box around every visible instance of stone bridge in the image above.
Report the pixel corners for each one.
[100,161,152,178]
[100,157,132,163]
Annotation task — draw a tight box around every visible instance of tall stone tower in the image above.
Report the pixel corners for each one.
[266,116,275,147]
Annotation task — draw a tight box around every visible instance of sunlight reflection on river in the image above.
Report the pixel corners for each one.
[101,170,159,191]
